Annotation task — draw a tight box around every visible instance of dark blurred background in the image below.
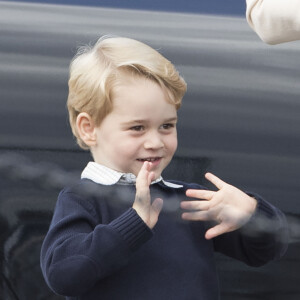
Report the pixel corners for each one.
[0,0,300,299]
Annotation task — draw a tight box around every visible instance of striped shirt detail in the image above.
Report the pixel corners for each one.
[81,162,182,188]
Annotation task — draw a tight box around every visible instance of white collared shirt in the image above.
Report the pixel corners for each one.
[81,162,183,188]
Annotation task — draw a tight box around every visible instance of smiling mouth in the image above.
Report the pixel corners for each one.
[137,157,161,162]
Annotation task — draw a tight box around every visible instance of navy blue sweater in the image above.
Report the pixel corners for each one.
[40,179,288,299]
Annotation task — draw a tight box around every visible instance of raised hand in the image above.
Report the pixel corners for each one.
[132,161,163,229]
[181,173,257,239]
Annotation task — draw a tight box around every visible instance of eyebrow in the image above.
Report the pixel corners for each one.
[122,117,178,125]
[164,117,178,122]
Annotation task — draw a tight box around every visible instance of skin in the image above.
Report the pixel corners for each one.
[133,161,163,229]
[181,173,257,240]
[76,75,257,233]
[91,76,177,180]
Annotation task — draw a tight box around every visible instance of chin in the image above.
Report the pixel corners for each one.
[153,170,163,179]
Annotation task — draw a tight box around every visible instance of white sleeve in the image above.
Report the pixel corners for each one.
[246,0,300,44]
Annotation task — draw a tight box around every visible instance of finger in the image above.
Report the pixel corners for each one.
[205,172,226,190]
[205,223,230,240]
[148,171,155,186]
[148,198,163,228]
[182,203,223,221]
[136,161,148,180]
[181,200,211,211]
[181,210,213,221]
[183,191,224,211]
[186,189,215,200]
[152,198,163,215]
[136,162,152,189]
[144,162,155,186]
[146,162,156,185]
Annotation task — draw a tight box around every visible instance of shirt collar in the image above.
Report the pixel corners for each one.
[81,162,183,188]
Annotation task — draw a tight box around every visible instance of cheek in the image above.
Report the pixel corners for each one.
[166,134,178,153]
[116,137,141,155]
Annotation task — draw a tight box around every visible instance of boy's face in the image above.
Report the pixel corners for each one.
[92,76,178,179]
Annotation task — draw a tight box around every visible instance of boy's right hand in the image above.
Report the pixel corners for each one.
[132,161,163,229]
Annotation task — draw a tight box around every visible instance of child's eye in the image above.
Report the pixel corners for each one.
[130,125,144,131]
[161,123,175,130]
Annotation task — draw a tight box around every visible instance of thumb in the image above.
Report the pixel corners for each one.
[152,198,163,215]
[205,223,230,240]
[148,198,163,229]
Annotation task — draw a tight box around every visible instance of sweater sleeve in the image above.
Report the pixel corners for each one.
[246,0,300,44]
[213,193,289,266]
[40,190,153,297]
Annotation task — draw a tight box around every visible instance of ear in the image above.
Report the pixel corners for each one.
[76,112,97,147]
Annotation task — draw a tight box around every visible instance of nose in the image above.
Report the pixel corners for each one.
[143,130,164,150]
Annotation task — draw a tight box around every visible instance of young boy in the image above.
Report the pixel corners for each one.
[40,36,288,300]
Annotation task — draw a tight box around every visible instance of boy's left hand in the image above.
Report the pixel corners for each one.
[181,173,257,240]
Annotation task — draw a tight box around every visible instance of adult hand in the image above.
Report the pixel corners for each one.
[132,161,163,229]
[181,173,257,239]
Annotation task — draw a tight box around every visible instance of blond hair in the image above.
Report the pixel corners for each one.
[67,36,187,149]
